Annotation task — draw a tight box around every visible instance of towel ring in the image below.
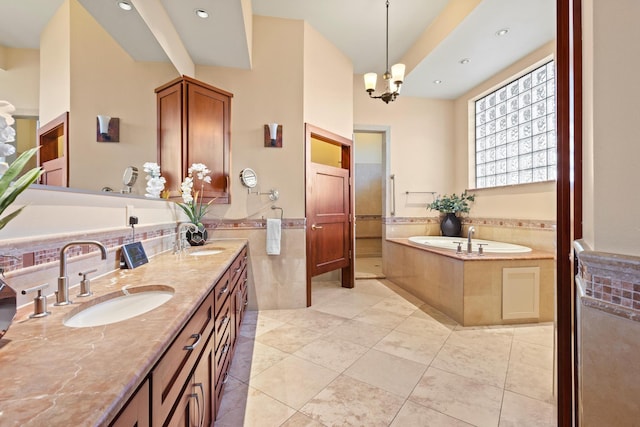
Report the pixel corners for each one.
[271,206,283,220]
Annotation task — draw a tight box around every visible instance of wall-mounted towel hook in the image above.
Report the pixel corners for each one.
[271,205,283,220]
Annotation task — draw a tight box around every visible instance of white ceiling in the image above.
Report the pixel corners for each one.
[0,0,555,99]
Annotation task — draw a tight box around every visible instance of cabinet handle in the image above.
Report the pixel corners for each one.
[220,315,229,327]
[218,285,228,297]
[243,255,247,261]
[183,333,202,351]
[190,390,203,427]
[195,382,205,427]
[234,266,242,273]
[222,343,230,354]
[222,371,229,385]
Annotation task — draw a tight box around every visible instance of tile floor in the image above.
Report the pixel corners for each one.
[355,257,385,280]
[215,279,556,427]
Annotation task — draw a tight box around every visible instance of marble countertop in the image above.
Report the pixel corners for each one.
[0,239,247,427]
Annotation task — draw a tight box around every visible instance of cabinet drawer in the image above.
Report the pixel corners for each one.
[214,355,232,420]
[229,247,247,287]
[213,269,231,313]
[214,326,232,385]
[151,292,214,425]
[214,293,232,352]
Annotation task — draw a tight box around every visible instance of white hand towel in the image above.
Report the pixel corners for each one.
[266,218,281,255]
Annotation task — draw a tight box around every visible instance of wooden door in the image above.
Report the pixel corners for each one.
[37,112,68,187]
[305,124,354,307]
[186,81,231,203]
[155,76,233,203]
[307,163,350,275]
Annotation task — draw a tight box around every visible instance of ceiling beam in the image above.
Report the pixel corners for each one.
[131,0,194,76]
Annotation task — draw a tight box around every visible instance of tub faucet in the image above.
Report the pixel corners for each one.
[56,241,107,306]
[467,226,475,254]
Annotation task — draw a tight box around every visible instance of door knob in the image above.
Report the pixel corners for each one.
[311,224,324,231]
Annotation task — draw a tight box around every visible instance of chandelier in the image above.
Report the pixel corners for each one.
[364,0,406,104]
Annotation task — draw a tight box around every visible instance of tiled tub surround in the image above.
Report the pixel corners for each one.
[0,239,247,426]
[381,216,555,326]
[575,241,640,425]
[385,238,555,326]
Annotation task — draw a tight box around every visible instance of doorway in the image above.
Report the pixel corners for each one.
[305,124,354,307]
[353,131,385,279]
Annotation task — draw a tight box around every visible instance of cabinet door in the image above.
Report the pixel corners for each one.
[157,82,185,198]
[186,82,230,203]
[110,379,150,427]
[165,338,214,427]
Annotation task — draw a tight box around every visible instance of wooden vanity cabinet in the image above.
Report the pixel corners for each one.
[165,334,214,427]
[110,245,248,426]
[156,76,233,204]
[151,289,215,425]
[110,379,150,427]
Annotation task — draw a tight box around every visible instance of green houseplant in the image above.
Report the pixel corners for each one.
[175,163,215,245]
[427,191,475,237]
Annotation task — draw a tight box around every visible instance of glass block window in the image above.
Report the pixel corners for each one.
[474,60,556,189]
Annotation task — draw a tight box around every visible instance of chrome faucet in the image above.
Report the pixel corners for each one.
[467,226,475,254]
[175,223,199,253]
[56,241,107,306]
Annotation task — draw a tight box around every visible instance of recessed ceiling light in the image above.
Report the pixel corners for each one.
[195,9,209,18]
[496,28,509,37]
[433,80,442,85]
[459,58,470,65]
[117,1,132,11]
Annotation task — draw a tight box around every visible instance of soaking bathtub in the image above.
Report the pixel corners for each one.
[408,235,532,254]
[385,236,554,326]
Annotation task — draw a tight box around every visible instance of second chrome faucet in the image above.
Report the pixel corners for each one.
[55,240,107,306]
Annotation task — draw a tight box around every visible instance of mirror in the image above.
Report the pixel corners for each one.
[239,168,258,188]
[121,166,139,194]
[0,1,554,198]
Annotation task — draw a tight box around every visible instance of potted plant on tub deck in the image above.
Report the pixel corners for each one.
[427,191,475,237]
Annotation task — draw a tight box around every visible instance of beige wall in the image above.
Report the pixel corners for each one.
[39,0,71,125]
[37,0,177,193]
[0,48,39,116]
[354,79,455,218]
[303,22,353,140]
[453,41,556,221]
[196,16,305,220]
[66,0,177,192]
[582,0,640,257]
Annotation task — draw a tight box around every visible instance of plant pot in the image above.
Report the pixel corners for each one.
[0,279,17,340]
[440,213,462,237]
[186,226,208,246]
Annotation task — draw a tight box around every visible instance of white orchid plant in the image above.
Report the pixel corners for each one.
[0,101,43,230]
[142,162,166,198]
[176,163,214,229]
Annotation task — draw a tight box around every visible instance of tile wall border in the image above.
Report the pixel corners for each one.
[575,239,640,322]
[0,218,305,274]
[383,216,556,231]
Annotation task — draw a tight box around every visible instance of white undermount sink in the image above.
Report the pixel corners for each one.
[189,248,225,256]
[63,285,174,328]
